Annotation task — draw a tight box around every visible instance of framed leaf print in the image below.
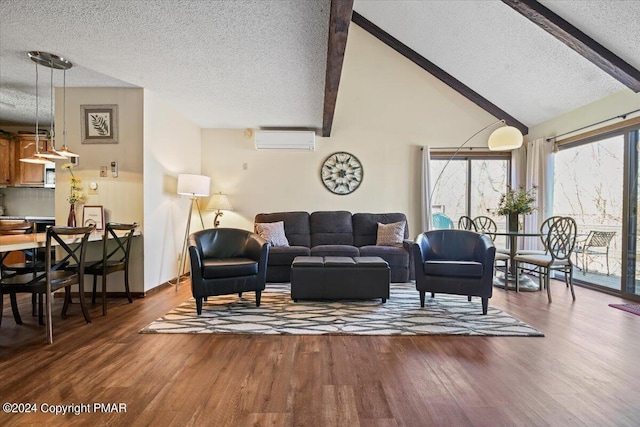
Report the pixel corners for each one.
[81,104,118,144]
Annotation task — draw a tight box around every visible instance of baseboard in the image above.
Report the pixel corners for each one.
[55,277,182,299]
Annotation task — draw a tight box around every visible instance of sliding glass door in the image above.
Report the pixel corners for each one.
[553,127,640,299]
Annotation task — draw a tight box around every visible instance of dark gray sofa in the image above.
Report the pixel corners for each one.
[254,211,410,283]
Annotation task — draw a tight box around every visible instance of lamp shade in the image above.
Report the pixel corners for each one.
[206,193,233,211]
[177,174,210,197]
[488,125,523,151]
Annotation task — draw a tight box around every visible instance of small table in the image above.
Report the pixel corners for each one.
[491,231,543,292]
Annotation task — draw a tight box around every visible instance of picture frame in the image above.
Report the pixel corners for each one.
[83,205,104,230]
[81,104,118,144]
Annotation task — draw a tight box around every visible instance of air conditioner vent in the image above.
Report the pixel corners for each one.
[255,130,315,150]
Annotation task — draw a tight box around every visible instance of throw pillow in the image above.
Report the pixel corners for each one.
[376,221,406,247]
[255,221,290,247]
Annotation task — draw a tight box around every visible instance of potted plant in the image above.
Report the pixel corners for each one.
[496,185,537,232]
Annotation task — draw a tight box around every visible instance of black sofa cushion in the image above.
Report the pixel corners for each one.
[310,244,360,258]
[255,211,311,247]
[353,213,409,247]
[310,211,354,246]
[267,246,311,266]
[359,245,408,266]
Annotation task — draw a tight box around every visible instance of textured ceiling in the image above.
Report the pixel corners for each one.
[0,0,330,128]
[353,0,637,127]
[1,0,639,130]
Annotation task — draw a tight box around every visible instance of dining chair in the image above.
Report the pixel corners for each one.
[472,215,509,270]
[514,216,577,302]
[84,222,139,316]
[0,220,44,323]
[457,216,476,231]
[0,225,94,343]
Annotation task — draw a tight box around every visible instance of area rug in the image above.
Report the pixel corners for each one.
[609,303,640,316]
[140,283,543,336]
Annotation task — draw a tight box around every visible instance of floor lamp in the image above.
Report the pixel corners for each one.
[175,174,211,289]
[428,119,524,214]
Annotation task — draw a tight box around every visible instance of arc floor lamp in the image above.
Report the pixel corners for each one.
[428,119,524,222]
[175,173,210,288]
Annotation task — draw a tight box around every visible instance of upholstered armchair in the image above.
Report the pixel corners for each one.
[188,228,270,314]
[411,229,496,314]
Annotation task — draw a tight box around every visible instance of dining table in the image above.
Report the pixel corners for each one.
[491,230,544,292]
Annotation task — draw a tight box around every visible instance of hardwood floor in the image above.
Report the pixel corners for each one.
[1,279,639,426]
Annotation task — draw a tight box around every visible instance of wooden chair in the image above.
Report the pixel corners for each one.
[84,222,139,316]
[514,217,577,302]
[0,225,94,343]
[0,220,43,323]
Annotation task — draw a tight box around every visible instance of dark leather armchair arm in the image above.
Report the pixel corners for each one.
[244,233,270,283]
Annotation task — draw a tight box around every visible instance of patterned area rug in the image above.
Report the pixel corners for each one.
[140,283,543,336]
[609,303,640,316]
[140,283,544,337]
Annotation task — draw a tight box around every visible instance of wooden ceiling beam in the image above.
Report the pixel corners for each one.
[502,0,640,92]
[322,0,354,137]
[351,11,528,135]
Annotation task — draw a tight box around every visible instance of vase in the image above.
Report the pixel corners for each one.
[507,213,520,233]
[67,204,76,227]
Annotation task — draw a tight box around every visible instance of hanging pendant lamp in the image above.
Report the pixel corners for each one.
[38,55,68,160]
[20,53,50,165]
[56,67,79,158]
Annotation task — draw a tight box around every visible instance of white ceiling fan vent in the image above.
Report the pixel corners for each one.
[254,130,315,151]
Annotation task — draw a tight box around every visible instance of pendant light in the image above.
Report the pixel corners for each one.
[56,67,79,158]
[20,53,50,165]
[26,51,77,160]
[38,56,67,160]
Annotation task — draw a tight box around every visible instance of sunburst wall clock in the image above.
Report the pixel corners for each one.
[321,151,363,195]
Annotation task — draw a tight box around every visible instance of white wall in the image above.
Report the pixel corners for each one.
[200,25,498,235]
[143,89,202,291]
[54,87,144,293]
[527,90,640,141]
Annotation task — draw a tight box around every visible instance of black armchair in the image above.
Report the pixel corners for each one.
[188,228,270,314]
[411,229,496,314]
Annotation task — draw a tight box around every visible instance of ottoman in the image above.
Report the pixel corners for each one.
[290,256,390,303]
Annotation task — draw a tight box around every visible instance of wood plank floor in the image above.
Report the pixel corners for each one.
[1,279,639,426]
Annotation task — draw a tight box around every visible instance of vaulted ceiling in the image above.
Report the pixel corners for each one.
[1,0,639,135]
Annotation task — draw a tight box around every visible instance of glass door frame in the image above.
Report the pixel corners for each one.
[559,127,640,301]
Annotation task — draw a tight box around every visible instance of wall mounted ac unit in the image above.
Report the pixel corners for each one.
[255,130,315,150]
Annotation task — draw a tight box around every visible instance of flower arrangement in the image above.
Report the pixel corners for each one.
[496,185,537,215]
[62,163,84,205]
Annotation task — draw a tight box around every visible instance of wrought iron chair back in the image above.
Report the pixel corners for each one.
[472,216,498,239]
[545,217,577,262]
[457,216,477,231]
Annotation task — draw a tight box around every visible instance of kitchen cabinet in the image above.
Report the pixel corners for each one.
[0,137,13,185]
[15,135,47,186]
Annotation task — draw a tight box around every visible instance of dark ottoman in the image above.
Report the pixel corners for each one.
[290,256,390,303]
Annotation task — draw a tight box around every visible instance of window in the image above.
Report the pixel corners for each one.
[430,152,510,244]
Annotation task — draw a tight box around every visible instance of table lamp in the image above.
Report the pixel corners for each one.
[206,192,233,228]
